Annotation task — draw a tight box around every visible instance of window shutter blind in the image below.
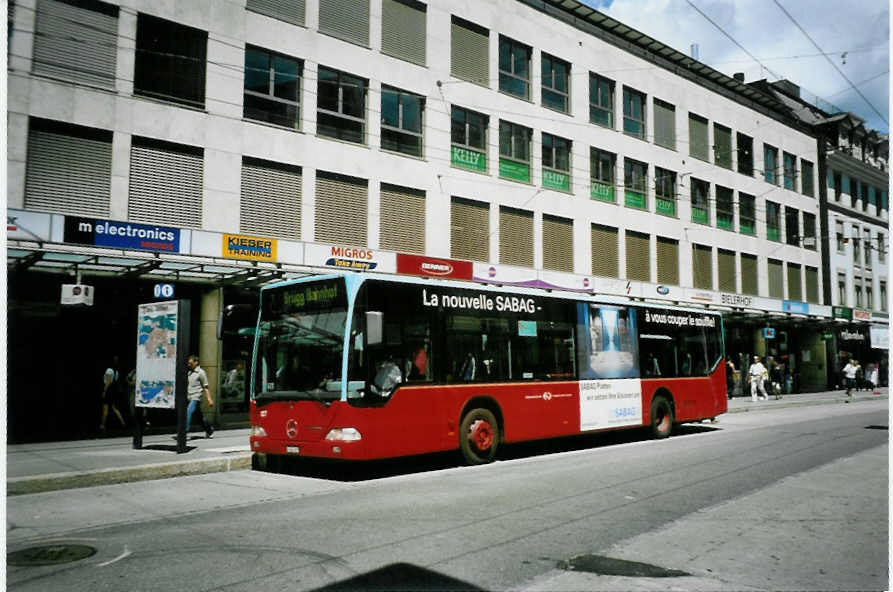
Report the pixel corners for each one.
[381,0,426,66]
[768,259,784,299]
[380,183,425,254]
[692,244,713,289]
[246,0,306,26]
[499,207,533,267]
[689,114,709,161]
[787,263,802,301]
[741,253,758,296]
[319,0,369,46]
[450,196,489,261]
[656,236,678,285]
[714,125,732,168]
[805,266,819,303]
[625,231,650,282]
[451,17,489,87]
[542,215,573,272]
[718,249,736,292]
[591,224,618,278]
[25,122,112,217]
[240,158,302,240]
[653,100,675,149]
[129,138,203,228]
[33,0,118,88]
[315,171,368,246]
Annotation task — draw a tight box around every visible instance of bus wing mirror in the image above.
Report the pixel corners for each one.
[366,311,384,345]
[218,304,258,340]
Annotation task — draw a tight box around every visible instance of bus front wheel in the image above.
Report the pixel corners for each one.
[459,408,499,465]
[650,395,674,439]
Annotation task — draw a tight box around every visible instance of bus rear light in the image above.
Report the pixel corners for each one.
[325,428,362,442]
[250,425,268,438]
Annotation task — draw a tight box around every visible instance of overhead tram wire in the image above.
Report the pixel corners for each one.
[772,0,888,127]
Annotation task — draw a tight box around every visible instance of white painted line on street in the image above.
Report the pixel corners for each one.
[97,545,131,567]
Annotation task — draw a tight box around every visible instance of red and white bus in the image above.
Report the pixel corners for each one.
[249,273,727,466]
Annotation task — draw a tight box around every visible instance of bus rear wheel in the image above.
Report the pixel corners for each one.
[650,395,674,439]
[459,408,499,465]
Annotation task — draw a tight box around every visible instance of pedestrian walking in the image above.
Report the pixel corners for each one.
[186,354,214,438]
[725,358,736,399]
[868,363,879,394]
[748,355,769,401]
[842,358,860,397]
[99,356,126,433]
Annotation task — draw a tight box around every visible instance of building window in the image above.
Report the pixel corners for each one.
[867,285,874,310]
[838,273,847,305]
[623,158,647,209]
[381,85,424,158]
[867,186,877,212]
[317,66,367,144]
[381,0,426,66]
[766,201,781,241]
[863,229,871,268]
[739,192,756,235]
[855,280,863,308]
[688,113,709,161]
[590,148,615,202]
[691,178,710,225]
[240,157,302,240]
[542,214,574,272]
[878,233,886,263]
[589,73,614,128]
[737,133,754,176]
[25,118,113,217]
[451,196,489,262]
[803,213,816,250]
[243,46,301,129]
[785,207,799,246]
[498,120,532,183]
[836,220,845,252]
[768,258,784,299]
[622,86,646,140]
[881,281,887,311]
[134,13,207,108]
[626,230,650,282]
[499,206,534,267]
[763,144,778,185]
[852,225,861,265]
[657,236,679,285]
[129,137,203,228]
[450,106,488,172]
[805,266,819,304]
[653,99,676,150]
[692,244,713,290]
[451,17,489,87]
[783,152,796,191]
[787,263,802,301]
[246,0,305,26]
[654,167,676,217]
[741,253,758,296]
[716,186,734,230]
[592,224,619,278]
[833,172,842,201]
[542,133,571,191]
[319,0,369,46]
[33,0,119,88]
[498,36,531,100]
[315,171,368,246]
[380,183,425,254]
[801,160,814,197]
[714,123,732,169]
[541,53,570,113]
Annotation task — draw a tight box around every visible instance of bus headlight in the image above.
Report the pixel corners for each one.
[325,428,362,442]
[250,425,268,437]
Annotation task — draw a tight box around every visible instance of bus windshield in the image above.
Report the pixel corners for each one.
[254,278,347,404]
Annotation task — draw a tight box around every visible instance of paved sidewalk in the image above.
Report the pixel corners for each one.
[5,388,887,495]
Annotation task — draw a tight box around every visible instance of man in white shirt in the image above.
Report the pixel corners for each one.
[842,359,861,397]
[186,354,214,438]
[748,355,769,402]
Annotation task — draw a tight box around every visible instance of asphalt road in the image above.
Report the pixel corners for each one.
[6,400,888,591]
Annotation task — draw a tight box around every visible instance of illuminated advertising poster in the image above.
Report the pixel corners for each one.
[577,304,639,379]
[397,254,473,280]
[579,379,643,431]
[135,301,178,409]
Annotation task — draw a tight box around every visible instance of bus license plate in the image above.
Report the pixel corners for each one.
[286,446,300,454]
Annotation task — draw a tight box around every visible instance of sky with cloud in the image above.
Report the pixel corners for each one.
[585,0,889,133]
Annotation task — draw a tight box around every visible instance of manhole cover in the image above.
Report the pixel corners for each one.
[8,544,97,566]
[560,554,690,578]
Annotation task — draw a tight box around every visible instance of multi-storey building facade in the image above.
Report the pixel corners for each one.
[8,0,840,441]
[755,79,889,387]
